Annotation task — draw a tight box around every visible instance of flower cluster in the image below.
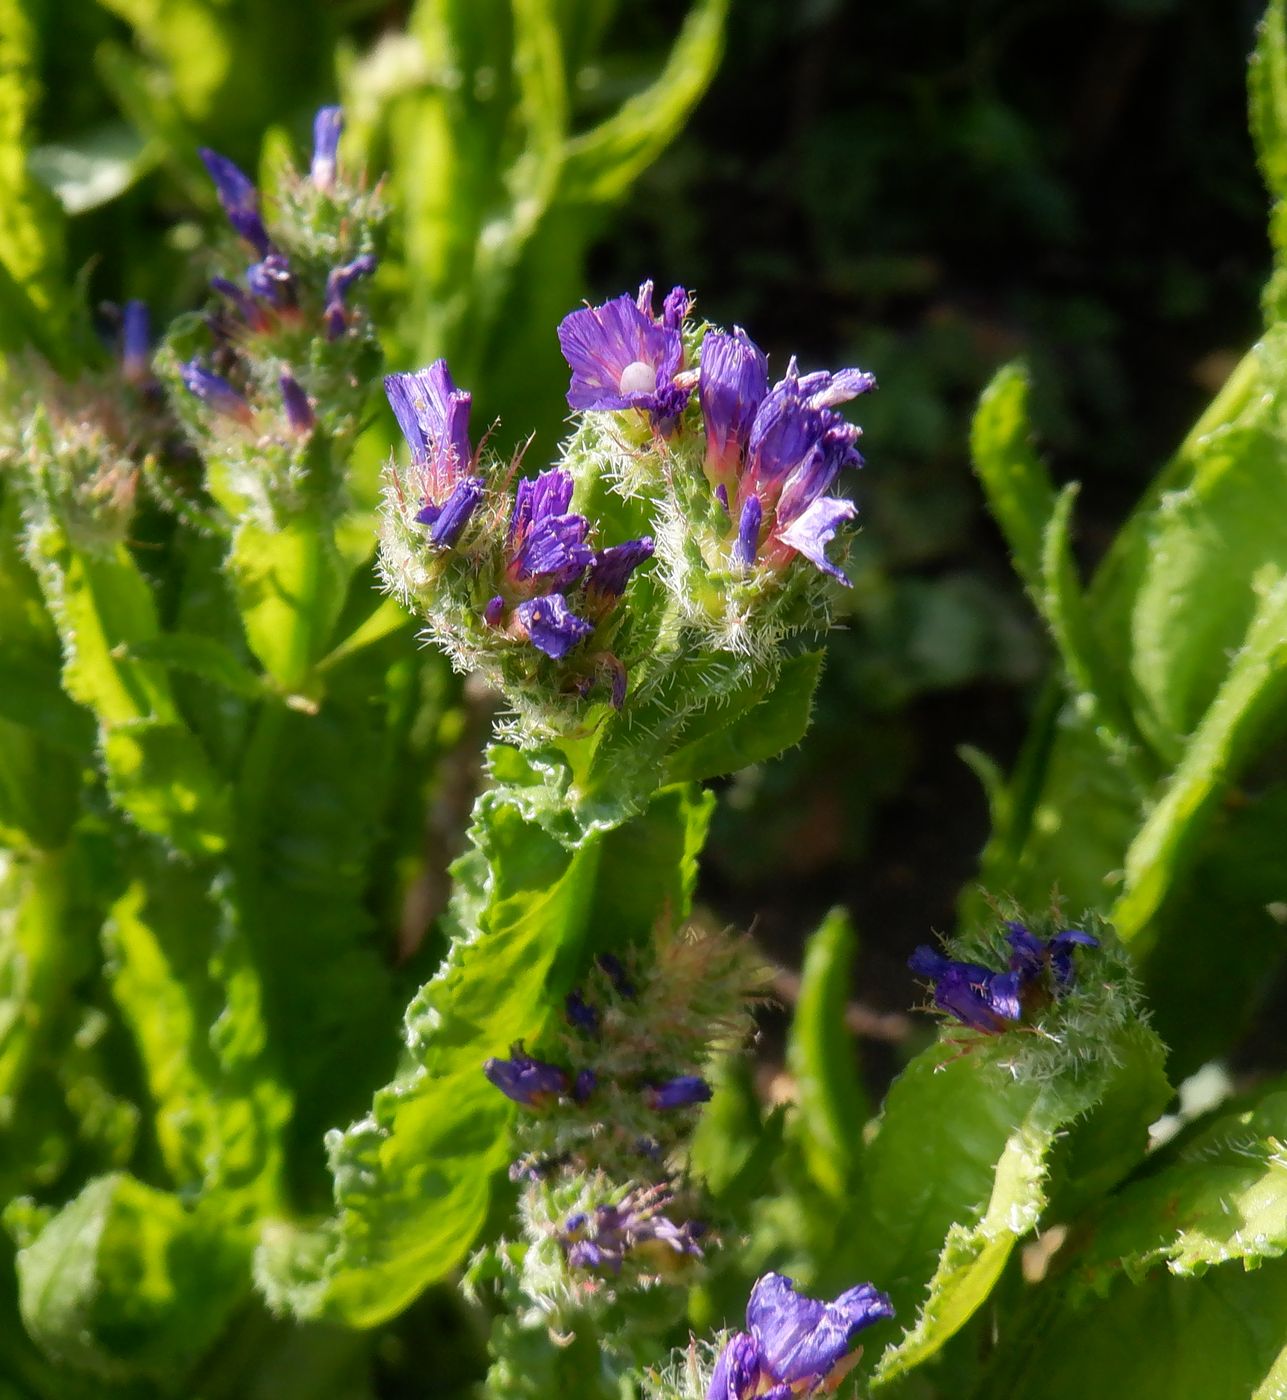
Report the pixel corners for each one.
[909,920,1099,1034]
[379,360,656,713]
[161,104,383,521]
[472,926,767,1322]
[707,1272,894,1400]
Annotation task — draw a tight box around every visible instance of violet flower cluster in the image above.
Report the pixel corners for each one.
[909,921,1099,1034]
[179,105,377,432]
[383,358,654,697]
[559,1185,704,1277]
[708,1272,894,1400]
[558,281,873,586]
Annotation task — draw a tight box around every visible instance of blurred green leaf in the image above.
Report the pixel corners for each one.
[29,123,155,215]
[785,907,866,1199]
[16,1172,249,1381]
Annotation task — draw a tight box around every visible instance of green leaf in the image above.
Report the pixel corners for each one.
[102,722,229,856]
[829,1002,1168,1387]
[665,651,824,784]
[1068,1083,1287,1297]
[1113,570,1287,947]
[0,0,71,361]
[29,122,154,215]
[1252,0,1287,203]
[559,0,729,204]
[112,632,267,701]
[975,1256,1287,1400]
[970,362,1056,598]
[785,908,867,1199]
[103,861,289,1210]
[16,1173,249,1381]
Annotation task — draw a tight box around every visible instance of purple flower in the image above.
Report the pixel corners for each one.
[386,361,481,543]
[709,1272,894,1399]
[586,537,655,597]
[324,253,377,339]
[557,284,690,426]
[732,496,761,570]
[705,354,872,583]
[279,373,314,434]
[908,945,1023,1034]
[1005,921,1099,990]
[572,1068,597,1104]
[416,477,485,548]
[699,329,769,486]
[246,253,294,307]
[596,953,637,1000]
[645,1075,712,1111]
[120,300,151,383]
[483,1044,570,1107]
[199,147,271,256]
[508,469,593,588]
[180,359,252,424]
[311,105,343,190]
[560,1189,704,1277]
[514,594,593,660]
[565,989,599,1035]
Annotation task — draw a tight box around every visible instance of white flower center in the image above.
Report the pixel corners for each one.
[618,360,657,395]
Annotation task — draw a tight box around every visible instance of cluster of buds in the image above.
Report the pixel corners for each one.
[907,909,1140,1083]
[379,361,656,719]
[474,926,767,1317]
[160,105,384,523]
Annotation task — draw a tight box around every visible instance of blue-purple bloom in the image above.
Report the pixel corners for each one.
[311,105,344,190]
[565,989,600,1035]
[386,361,482,545]
[708,1271,894,1400]
[645,1075,713,1111]
[586,537,655,597]
[180,359,252,424]
[572,1068,597,1104]
[508,468,594,589]
[557,282,691,426]
[246,253,294,306]
[120,300,151,383]
[560,1189,704,1276]
[514,594,593,660]
[910,923,1098,1033]
[596,953,637,1000]
[908,946,1022,1034]
[324,253,377,339]
[698,332,874,583]
[199,147,271,256]
[279,373,314,434]
[483,1044,570,1107]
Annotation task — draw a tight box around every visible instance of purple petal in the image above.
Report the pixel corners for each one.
[565,989,599,1035]
[515,594,593,659]
[932,963,1023,1032]
[324,253,377,337]
[732,495,763,569]
[747,1272,893,1387]
[797,366,877,408]
[199,147,271,256]
[700,329,769,472]
[646,1075,712,1110]
[311,105,344,190]
[279,373,314,434]
[425,476,484,547]
[384,361,472,478]
[908,945,953,980]
[120,300,150,381]
[483,1047,569,1106]
[776,495,856,583]
[247,253,293,306]
[180,359,250,422]
[587,537,654,596]
[661,284,691,330]
[558,293,683,412]
[510,468,575,541]
[708,1332,766,1400]
[512,513,592,584]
